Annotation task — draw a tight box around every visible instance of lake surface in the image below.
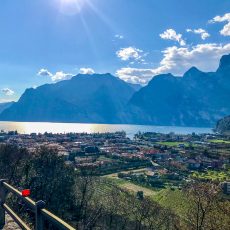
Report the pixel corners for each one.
[0,121,213,139]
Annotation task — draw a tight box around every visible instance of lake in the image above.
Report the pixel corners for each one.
[0,121,213,139]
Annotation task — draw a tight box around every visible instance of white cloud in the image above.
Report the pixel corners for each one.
[116,68,156,85]
[116,47,143,61]
[186,28,210,40]
[1,88,15,96]
[51,71,74,82]
[115,34,124,39]
[0,99,14,103]
[37,68,52,77]
[210,13,230,36]
[79,68,95,74]
[37,68,74,82]
[160,29,186,46]
[116,43,230,84]
[38,67,96,82]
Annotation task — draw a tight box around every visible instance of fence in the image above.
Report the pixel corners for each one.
[0,180,75,230]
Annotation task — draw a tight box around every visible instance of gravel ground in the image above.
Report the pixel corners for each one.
[2,214,21,230]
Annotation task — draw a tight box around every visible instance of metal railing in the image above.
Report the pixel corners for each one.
[0,180,75,230]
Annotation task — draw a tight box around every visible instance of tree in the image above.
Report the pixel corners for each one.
[185,182,223,230]
[24,146,75,217]
[0,144,29,185]
[74,171,104,229]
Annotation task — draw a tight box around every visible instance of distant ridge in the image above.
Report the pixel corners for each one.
[1,54,230,127]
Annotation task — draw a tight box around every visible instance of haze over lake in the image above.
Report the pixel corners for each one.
[0,121,213,138]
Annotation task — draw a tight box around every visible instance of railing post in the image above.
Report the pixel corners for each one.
[35,200,46,230]
[0,180,7,230]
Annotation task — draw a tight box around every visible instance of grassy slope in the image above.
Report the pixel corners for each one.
[105,176,158,197]
[104,175,188,217]
[152,188,189,217]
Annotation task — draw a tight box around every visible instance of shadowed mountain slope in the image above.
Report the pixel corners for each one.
[1,54,230,127]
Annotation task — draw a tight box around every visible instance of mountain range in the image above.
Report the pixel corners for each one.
[0,74,136,123]
[1,54,230,127]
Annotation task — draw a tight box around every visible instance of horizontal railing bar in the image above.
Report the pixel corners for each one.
[3,203,31,230]
[2,181,76,230]
[3,182,36,212]
[41,209,75,230]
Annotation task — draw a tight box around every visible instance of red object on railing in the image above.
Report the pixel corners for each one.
[21,189,31,197]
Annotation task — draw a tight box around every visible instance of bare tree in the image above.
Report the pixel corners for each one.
[185,182,220,230]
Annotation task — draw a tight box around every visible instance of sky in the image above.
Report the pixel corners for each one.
[0,0,230,102]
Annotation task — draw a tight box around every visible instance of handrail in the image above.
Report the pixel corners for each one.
[41,209,75,230]
[3,204,31,230]
[0,180,75,230]
[3,182,36,211]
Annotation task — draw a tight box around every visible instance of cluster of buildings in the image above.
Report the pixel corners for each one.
[0,130,229,187]
[0,131,148,172]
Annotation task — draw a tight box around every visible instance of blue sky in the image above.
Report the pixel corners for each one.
[0,0,230,102]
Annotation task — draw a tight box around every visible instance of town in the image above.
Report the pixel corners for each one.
[1,130,230,196]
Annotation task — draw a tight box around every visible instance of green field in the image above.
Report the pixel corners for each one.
[156,141,189,147]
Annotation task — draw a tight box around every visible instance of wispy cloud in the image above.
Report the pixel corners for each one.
[115,34,124,40]
[186,28,210,40]
[37,69,74,82]
[160,29,186,46]
[209,13,230,36]
[1,88,15,96]
[0,99,14,103]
